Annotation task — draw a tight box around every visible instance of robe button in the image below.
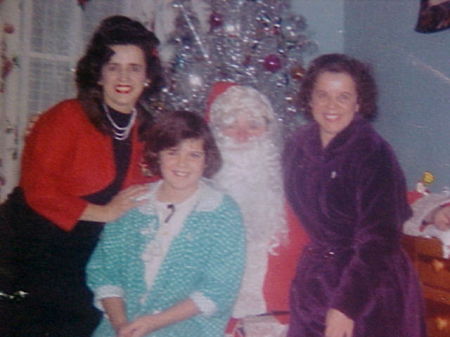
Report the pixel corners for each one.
[324,250,336,259]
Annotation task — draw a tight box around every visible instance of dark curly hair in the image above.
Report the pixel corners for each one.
[143,111,222,178]
[298,53,378,121]
[75,15,163,136]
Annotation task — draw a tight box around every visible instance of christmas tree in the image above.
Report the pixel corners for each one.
[154,0,316,136]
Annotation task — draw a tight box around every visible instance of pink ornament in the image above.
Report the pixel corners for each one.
[209,12,224,29]
[243,55,252,67]
[2,58,13,79]
[3,23,15,34]
[263,54,282,72]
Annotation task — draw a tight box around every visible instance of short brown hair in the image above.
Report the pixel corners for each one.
[299,53,378,121]
[143,111,222,178]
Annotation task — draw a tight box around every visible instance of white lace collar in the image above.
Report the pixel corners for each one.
[137,179,223,216]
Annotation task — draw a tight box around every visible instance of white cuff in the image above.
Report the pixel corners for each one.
[190,291,217,317]
[93,285,124,311]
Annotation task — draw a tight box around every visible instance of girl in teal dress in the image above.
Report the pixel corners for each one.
[87,110,245,337]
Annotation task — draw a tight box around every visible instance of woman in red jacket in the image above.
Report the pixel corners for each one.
[0,15,162,337]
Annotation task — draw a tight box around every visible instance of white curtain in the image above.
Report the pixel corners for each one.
[0,0,22,201]
[0,0,123,201]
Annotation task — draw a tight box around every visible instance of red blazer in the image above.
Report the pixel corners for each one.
[20,99,154,231]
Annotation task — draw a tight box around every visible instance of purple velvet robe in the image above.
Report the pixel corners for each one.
[283,118,427,337]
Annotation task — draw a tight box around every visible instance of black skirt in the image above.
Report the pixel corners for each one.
[0,188,103,337]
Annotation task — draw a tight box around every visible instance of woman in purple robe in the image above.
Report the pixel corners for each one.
[283,54,427,337]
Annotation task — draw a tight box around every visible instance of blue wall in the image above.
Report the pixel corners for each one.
[293,0,450,192]
[344,0,450,192]
[291,0,344,64]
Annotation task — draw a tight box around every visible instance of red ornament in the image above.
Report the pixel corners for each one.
[209,12,224,29]
[78,0,89,9]
[2,58,13,80]
[263,54,282,72]
[3,23,15,34]
[291,64,306,81]
[243,55,252,67]
[272,26,281,35]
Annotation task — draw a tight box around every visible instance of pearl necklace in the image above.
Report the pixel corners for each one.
[103,104,137,141]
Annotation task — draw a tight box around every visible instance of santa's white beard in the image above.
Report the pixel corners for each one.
[213,135,287,317]
[215,135,286,246]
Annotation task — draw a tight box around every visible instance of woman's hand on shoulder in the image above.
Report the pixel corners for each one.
[325,308,354,337]
[80,184,149,223]
[103,184,150,221]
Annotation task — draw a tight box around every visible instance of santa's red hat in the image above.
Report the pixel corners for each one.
[205,81,237,121]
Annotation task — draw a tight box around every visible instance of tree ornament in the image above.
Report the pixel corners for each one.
[224,22,240,37]
[272,17,282,35]
[77,0,90,9]
[209,12,224,29]
[263,54,282,72]
[291,64,306,81]
[189,73,203,89]
[3,23,15,34]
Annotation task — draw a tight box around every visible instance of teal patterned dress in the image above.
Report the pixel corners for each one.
[87,180,245,337]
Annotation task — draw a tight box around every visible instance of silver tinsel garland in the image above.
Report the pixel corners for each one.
[152,0,317,137]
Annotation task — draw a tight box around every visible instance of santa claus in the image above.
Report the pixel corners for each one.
[207,82,308,337]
